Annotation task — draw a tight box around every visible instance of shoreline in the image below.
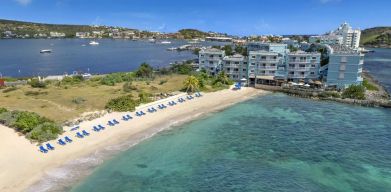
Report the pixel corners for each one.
[0,87,268,192]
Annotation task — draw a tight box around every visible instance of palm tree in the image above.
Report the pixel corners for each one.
[183,75,200,93]
[216,71,230,85]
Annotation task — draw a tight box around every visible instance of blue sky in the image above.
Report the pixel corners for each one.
[1,0,390,35]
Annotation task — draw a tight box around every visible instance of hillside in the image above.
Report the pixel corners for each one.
[0,19,111,38]
[178,29,209,39]
[361,27,391,48]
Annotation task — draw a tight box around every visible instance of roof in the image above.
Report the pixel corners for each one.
[329,45,360,55]
[223,54,245,61]
[288,51,321,56]
[249,50,278,56]
[256,76,275,80]
[200,48,224,53]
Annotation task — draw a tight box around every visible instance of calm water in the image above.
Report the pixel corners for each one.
[0,39,225,77]
[70,94,391,192]
[364,48,391,93]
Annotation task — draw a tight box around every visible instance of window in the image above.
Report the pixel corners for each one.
[227,68,230,71]
[312,57,316,60]
[234,68,239,72]
[252,56,256,59]
[209,61,213,64]
[270,71,275,74]
[251,63,255,66]
[201,61,204,64]
[226,61,230,65]
[301,72,305,75]
[261,56,266,60]
[289,64,295,67]
[341,56,347,63]
[273,56,277,60]
[201,55,204,57]
[244,62,248,64]
[339,72,345,79]
[289,71,294,75]
[271,64,276,66]
[299,64,305,68]
[251,70,255,73]
[310,72,315,75]
[311,64,316,67]
[243,69,247,71]
[235,62,239,64]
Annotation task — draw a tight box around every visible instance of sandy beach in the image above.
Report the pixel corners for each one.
[0,87,267,192]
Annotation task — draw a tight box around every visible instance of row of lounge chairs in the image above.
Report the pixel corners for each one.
[39,93,204,153]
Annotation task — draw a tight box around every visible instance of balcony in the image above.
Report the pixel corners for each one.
[287,74,306,78]
[287,67,314,71]
[288,59,308,63]
[258,66,278,70]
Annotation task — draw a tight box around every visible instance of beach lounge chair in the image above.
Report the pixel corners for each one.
[122,116,129,121]
[65,136,73,143]
[98,124,105,129]
[93,126,100,132]
[140,111,146,115]
[70,126,80,131]
[108,121,115,126]
[113,119,120,124]
[158,105,163,109]
[152,107,157,112]
[58,139,66,145]
[126,114,133,119]
[76,132,84,138]
[195,92,202,97]
[148,108,154,113]
[136,112,141,116]
[39,146,48,153]
[46,143,55,150]
[82,130,90,136]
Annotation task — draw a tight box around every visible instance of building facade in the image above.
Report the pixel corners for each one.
[286,51,321,82]
[222,54,248,81]
[326,45,364,88]
[309,22,361,49]
[199,48,225,76]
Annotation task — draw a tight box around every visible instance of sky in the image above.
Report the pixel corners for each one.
[0,0,390,36]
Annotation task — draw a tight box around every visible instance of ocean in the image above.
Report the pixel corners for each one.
[64,94,390,192]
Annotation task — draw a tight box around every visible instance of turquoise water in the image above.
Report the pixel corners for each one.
[70,94,391,192]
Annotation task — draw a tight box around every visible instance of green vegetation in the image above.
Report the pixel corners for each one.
[361,27,391,48]
[135,63,154,78]
[183,76,200,93]
[362,79,379,91]
[105,95,139,112]
[178,29,208,39]
[222,45,233,56]
[342,84,366,100]
[29,78,47,88]
[101,72,133,86]
[0,109,62,142]
[171,62,193,75]
[235,46,248,56]
[288,45,299,52]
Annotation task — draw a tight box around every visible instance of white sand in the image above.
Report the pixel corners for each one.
[0,88,267,192]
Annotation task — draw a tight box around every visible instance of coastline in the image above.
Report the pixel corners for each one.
[0,87,268,192]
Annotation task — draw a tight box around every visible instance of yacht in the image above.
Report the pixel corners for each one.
[40,49,52,53]
[148,38,156,43]
[89,41,99,45]
[160,41,172,44]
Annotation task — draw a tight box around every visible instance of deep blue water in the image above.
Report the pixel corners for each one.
[0,39,226,77]
[70,94,391,192]
[364,48,391,93]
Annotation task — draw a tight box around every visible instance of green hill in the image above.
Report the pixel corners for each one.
[361,27,391,48]
[178,29,209,39]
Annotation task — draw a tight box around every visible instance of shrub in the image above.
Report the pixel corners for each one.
[25,91,48,96]
[123,81,137,92]
[342,84,366,100]
[101,72,133,86]
[12,111,45,133]
[159,79,168,85]
[0,108,8,114]
[62,75,84,84]
[362,79,379,91]
[135,63,154,78]
[2,86,18,93]
[29,79,47,88]
[72,97,86,105]
[105,95,140,112]
[138,92,152,103]
[26,122,63,143]
[171,64,193,75]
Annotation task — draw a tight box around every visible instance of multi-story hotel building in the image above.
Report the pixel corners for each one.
[222,54,248,81]
[286,51,321,81]
[198,48,225,76]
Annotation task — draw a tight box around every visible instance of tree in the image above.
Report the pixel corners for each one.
[222,45,233,56]
[105,95,140,112]
[214,71,232,85]
[183,76,200,93]
[136,63,154,78]
[193,48,201,55]
[235,46,248,56]
[342,84,366,100]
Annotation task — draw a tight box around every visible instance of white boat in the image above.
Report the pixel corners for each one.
[89,41,99,45]
[148,38,156,43]
[160,41,172,44]
[40,49,52,53]
[167,47,177,51]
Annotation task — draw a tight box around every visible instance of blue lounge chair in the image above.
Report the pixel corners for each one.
[108,121,115,126]
[136,112,141,116]
[39,146,48,153]
[158,105,163,109]
[113,119,120,124]
[140,111,146,115]
[195,92,202,97]
[76,132,84,138]
[126,114,133,119]
[70,126,80,131]
[46,143,55,150]
[148,108,154,113]
[58,139,66,145]
[65,136,73,143]
[82,130,90,136]
[98,124,105,129]
[93,126,100,132]
[152,107,157,112]
[122,116,129,121]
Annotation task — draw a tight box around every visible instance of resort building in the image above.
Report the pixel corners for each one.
[326,45,364,88]
[198,48,225,76]
[309,22,361,49]
[248,50,285,86]
[286,51,321,82]
[222,54,248,81]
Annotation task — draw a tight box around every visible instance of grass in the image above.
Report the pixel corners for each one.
[0,74,188,123]
[363,79,379,91]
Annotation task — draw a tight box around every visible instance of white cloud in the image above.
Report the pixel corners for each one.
[14,0,32,6]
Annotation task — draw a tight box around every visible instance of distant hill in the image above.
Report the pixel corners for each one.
[178,29,209,39]
[361,27,391,48]
[0,19,112,38]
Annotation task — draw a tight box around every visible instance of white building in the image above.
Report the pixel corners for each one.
[198,48,225,76]
[222,54,247,81]
[309,22,361,49]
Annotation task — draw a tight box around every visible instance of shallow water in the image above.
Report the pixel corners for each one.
[69,94,391,192]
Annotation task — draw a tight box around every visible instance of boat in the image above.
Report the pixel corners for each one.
[167,47,177,51]
[148,38,156,43]
[89,41,99,45]
[160,41,172,44]
[40,49,52,53]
